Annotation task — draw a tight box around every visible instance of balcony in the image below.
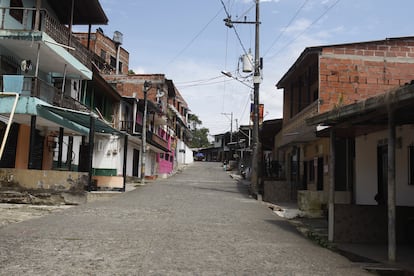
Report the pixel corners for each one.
[0,75,89,112]
[119,120,168,151]
[0,7,92,70]
[147,132,168,151]
[119,120,137,134]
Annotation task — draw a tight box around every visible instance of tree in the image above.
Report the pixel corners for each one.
[188,114,210,148]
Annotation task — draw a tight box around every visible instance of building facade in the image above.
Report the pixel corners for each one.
[274,37,414,214]
[0,0,127,202]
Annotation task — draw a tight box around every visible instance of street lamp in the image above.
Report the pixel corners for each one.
[224,0,261,198]
[221,71,254,89]
[140,80,152,184]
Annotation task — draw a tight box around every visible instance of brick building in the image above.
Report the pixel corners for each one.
[271,37,414,216]
[75,29,129,75]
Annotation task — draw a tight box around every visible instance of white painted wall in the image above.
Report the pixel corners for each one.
[355,125,414,206]
[175,139,193,165]
[92,135,121,172]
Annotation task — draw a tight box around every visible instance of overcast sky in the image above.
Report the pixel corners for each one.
[81,0,414,136]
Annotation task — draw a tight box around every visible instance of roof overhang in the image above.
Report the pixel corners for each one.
[0,31,92,79]
[37,105,123,136]
[48,0,109,25]
[306,84,414,137]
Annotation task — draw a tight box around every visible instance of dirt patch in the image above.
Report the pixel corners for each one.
[0,203,73,228]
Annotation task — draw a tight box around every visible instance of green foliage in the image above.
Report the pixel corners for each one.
[188,113,210,148]
[190,127,210,148]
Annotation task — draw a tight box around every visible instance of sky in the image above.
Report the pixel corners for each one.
[79,0,414,137]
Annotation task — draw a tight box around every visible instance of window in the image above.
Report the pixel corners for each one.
[159,153,164,159]
[409,145,414,185]
[165,153,169,161]
[100,50,106,60]
[170,156,173,162]
[10,0,23,24]
[118,61,123,73]
[110,56,116,68]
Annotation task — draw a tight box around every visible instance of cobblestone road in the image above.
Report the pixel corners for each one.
[0,162,372,275]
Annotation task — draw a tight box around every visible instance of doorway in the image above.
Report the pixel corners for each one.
[376,145,388,205]
[317,157,324,191]
[132,149,140,177]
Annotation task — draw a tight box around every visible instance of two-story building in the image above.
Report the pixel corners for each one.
[274,37,414,216]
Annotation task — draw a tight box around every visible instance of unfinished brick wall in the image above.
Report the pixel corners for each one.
[103,74,167,101]
[319,39,414,113]
[74,31,130,74]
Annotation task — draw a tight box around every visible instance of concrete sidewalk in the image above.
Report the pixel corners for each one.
[262,195,414,275]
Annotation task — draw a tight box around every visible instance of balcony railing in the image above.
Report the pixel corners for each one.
[0,7,92,69]
[119,120,168,150]
[0,76,89,112]
[147,131,168,150]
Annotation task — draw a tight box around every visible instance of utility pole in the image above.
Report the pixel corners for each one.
[221,112,233,142]
[140,81,152,184]
[224,0,261,198]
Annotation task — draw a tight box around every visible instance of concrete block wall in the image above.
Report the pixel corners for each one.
[298,190,326,214]
[263,180,292,204]
[319,39,414,113]
[0,169,88,205]
[335,205,414,244]
[334,204,388,243]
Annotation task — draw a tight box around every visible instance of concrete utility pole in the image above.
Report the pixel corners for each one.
[223,0,261,198]
[251,0,261,197]
[221,112,233,142]
[140,81,152,184]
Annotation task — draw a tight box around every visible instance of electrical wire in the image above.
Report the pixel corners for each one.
[263,0,309,58]
[268,0,342,60]
[220,0,251,60]
[165,6,224,66]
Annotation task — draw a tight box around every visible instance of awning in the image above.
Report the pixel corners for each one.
[37,105,124,136]
[0,31,92,79]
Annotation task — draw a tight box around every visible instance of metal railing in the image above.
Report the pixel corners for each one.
[119,119,169,149]
[0,7,92,69]
[19,76,89,112]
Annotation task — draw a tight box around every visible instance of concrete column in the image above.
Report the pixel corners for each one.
[328,128,336,242]
[122,135,128,192]
[57,127,64,168]
[87,115,95,191]
[28,115,37,169]
[388,108,396,262]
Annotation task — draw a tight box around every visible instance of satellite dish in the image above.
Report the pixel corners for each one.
[21,60,32,73]
[156,91,165,98]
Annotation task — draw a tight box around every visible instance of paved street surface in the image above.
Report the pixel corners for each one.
[0,162,371,275]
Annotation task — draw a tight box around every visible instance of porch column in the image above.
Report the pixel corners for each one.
[34,0,41,31]
[57,127,64,168]
[87,114,95,191]
[387,108,396,262]
[66,136,73,170]
[28,115,37,169]
[122,135,128,192]
[328,128,336,242]
[68,0,74,47]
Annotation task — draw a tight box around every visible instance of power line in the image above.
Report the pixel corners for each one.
[268,0,342,60]
[220,0,251,59]
[166,6,224,66]
[174,74,226,85]
[263,0,309,57]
